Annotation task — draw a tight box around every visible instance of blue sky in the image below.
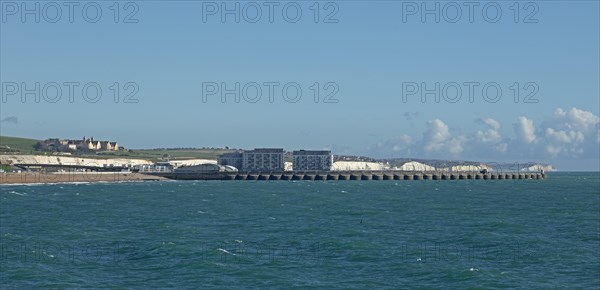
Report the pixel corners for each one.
[1,1,599,170]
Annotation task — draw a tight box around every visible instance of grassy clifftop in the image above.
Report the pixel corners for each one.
[99,148,236,161]
[0,136,40,153]
[0,136,235,161]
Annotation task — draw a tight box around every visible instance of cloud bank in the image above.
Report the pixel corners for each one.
[368,107,600,166]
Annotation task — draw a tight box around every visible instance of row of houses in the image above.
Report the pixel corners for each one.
[37,137,122,152]
[66,137,120,151]
[218,148,333,172]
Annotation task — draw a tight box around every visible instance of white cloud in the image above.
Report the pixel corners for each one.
[514,116,537,144]
[553,108,599,132]
[545,128,584,144]
[448,136,466,155]
[419,119,467,156]
[369,107,599,166]
[369,108,600,170]
[476,118,502,143]
[423,119,451,152]
[482,118,500,130]
[540,107,599,158]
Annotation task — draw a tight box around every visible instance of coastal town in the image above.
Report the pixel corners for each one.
[0,136,555,184]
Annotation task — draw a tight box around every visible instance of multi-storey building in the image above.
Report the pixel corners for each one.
[242,148,284,172]
[217,152,243,171]
[292,150,333,171]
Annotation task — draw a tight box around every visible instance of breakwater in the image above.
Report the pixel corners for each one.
[150,171,546,181]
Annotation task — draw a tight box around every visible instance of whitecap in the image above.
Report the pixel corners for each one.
[218,248,235,255]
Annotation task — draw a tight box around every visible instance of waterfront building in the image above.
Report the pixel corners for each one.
[242,148,284,172]
[138,162,174,173]
[174,164,238,174]
[218,152,243,170]
[293,150,333,171]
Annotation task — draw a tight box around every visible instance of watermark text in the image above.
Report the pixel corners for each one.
[401,81,539,104]
[401,1,539,23]
[2,82,140,104]
[201,1,339,23]
[202,81,339,104]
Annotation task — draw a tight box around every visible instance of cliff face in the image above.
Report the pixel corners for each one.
[0,155,153,167]
[331,161,385,171]
[166,159,217,166]
[447,164,492,172]
[395,161,435,171]
[523,164,557,172]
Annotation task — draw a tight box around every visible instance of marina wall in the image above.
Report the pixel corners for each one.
[151,171,546,181]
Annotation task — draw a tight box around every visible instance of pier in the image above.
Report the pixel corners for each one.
[150,171,546,181]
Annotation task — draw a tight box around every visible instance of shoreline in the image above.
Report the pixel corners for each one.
[0,172,167,185]
[1,171,547,185]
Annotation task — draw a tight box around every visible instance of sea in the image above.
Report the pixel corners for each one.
[1,172,599,289]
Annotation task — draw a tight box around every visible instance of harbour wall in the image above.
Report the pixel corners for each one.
[151,171,546,181]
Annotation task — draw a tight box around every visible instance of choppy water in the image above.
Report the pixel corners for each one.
[1,173,599,288]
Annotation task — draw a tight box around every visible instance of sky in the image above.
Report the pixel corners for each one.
[1,0,599,170]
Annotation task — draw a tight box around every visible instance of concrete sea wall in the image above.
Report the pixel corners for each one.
[152,171,546,181]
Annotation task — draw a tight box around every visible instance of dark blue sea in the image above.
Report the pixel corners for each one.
[1,172,599,288]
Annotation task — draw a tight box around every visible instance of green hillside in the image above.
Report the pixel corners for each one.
[0,136,40,153]
[97,148,237,161]
[0,136,278,163]
[0,136,238,161]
